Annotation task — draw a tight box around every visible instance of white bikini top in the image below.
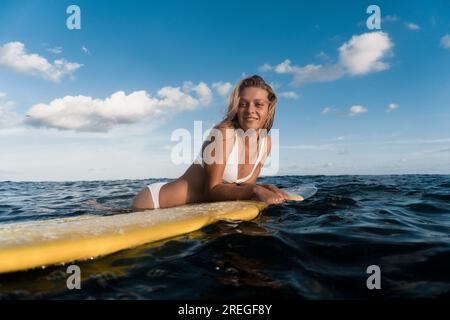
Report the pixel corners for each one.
[195,130,267,184]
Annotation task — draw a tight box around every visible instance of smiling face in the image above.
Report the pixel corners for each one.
[236,87,270,131]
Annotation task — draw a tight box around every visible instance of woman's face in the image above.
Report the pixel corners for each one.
[237,87,270,131]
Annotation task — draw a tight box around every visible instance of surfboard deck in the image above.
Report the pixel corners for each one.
[0,186,317,274]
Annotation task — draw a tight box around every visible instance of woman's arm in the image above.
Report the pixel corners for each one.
[207,183,259,201]
[204,133,288,204]
[203,126,253,201]
[243,136,291,202]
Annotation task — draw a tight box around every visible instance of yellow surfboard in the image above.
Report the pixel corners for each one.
[0,201,267,274]
[0,187,316,274]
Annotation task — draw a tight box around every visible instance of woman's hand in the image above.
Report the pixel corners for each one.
[260,184,291,201]
[252,184,289,205]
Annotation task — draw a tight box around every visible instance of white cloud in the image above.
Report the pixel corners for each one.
[386,103,399,112]
[274,59,294,73]
[315,51,329,60]
[46,46,63,54]
[25,81,213,132]
[321,107,333,115]
[279,91,300,99]
[263,32,393,86]
[383,15,399,22]
[82,46,91,55]
[181,81,213,106]
[0,98,22,130]
[405,22,421,30]
[0,42,82,82]
[258,63,272,72]
[270,59,344,86]
[338,32,393,75]
[349,105,367,116]
[440,34,450,49]
[212,82,232,97]
[0,92,5,98]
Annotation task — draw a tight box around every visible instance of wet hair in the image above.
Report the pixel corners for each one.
[218,75,278,132]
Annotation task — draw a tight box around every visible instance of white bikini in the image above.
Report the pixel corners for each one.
[212,130,267,184]
[147,130,267,208]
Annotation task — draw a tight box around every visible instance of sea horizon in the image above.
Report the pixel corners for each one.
[1,172,450,183]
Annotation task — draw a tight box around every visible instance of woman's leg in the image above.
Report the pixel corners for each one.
[158,180,189,208]
[131,164,206,210]
[159,164,207,208]
[131,186,154,210]
[131,180,188,210]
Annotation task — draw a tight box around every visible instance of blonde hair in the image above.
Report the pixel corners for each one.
[218,75,277,132]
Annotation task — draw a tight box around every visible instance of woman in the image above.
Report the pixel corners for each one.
[131,75,290,210]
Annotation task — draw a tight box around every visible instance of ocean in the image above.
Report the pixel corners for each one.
[0,175,449,299]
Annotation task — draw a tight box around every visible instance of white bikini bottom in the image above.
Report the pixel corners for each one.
[147,182,168,209]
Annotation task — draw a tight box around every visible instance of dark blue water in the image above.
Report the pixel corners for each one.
[0,175,449,299]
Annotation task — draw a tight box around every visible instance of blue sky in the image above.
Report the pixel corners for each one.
[0,0,449,181]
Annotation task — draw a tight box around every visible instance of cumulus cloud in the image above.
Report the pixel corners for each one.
[0,41,82,82]
[441,34,450,49]
[212,82,232,97]
[405,22,421,30]
[349,105,367,116]
[260,32,393,86]
[338,32,393,75]
[279,91,300,99]
[25,82,213,132]
[386,103,399,112]
[181,81,213,106]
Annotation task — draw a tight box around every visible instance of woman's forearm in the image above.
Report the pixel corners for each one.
[207,183,257,202]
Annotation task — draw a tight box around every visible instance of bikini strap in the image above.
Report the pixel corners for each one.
[235,134,267,184]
